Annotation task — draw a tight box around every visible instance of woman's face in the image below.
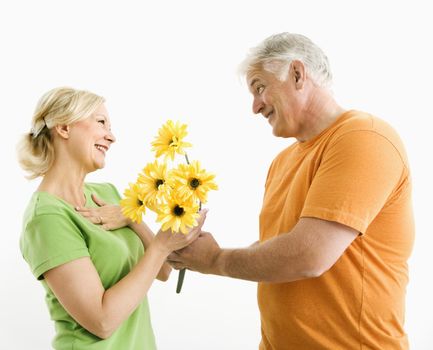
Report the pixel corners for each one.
[67,104,116,173]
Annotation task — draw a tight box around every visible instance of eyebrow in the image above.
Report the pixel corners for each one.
[94,114,111,128]
[249,78,260,88]
[94,114,107,120]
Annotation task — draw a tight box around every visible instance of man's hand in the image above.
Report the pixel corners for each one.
[167,232,222,275]
[76,194,131,230]
[168,217,359,283]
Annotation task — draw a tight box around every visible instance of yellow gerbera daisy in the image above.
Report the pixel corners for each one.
[120,183,146,224]
[137,160,169,209]
[151,120,192,161]
[156,193,199,234]
[171,160,218,203]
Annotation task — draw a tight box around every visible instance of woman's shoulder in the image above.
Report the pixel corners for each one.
[23,191,71,223]
[20,192,81,257]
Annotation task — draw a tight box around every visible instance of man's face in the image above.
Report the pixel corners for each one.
[247,66,303,138]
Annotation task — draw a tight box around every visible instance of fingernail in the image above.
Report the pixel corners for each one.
[75,206,80,210]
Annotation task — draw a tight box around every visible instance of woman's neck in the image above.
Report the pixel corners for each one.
[38,161,87,208]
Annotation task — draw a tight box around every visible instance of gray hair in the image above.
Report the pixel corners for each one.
[239,32,333,88]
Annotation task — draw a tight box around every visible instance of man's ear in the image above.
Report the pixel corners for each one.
[54,124,70,139]
[291,60,306,89]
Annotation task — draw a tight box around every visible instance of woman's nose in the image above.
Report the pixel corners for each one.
[106,130,116,143]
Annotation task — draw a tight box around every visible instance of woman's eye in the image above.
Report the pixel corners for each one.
[257,85,265,94]
[98,120,106,125]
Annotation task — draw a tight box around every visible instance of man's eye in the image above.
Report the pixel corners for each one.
[257,85,265,94]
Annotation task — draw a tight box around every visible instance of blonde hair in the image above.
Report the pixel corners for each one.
[17,87,105,179]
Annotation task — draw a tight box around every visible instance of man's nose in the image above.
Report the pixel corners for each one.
[252,96,264,115]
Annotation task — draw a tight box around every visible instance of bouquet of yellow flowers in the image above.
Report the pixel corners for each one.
[120,120,218,292]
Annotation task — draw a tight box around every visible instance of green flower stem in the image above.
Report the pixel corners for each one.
[176,268,186,294]
[176,152,190,294]
[176,152,202,294]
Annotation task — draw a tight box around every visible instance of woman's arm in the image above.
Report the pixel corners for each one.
[44,248,165,339]
[128,221,172,281]
[77,194,172,281]
[44,211,206,339]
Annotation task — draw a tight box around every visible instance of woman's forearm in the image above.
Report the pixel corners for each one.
[129,221,172,281]
[129,221,153,247]
[99,244,167,338]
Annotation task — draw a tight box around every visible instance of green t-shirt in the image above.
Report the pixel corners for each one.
[20,182,157,350]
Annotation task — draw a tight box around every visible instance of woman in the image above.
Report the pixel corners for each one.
[17,87,206,349]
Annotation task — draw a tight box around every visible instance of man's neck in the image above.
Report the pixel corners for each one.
[297,88,345,142]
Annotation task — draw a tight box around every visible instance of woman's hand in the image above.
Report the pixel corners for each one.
[152,209,208,256]
[76,194,131,230]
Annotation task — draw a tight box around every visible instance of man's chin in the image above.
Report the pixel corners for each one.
[272,127,292,139]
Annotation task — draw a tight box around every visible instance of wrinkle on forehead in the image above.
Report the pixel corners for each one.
[247,70,266,92]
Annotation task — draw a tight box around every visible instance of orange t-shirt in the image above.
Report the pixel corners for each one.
[258,110,414,349]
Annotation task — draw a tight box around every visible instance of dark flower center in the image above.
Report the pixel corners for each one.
[155,179,164,188]
[189,178,200,189]
[169,136,179,148]
[137,199,143,206]
[173,205,184,216]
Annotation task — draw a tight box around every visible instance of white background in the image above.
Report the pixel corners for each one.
[1,1,432,349]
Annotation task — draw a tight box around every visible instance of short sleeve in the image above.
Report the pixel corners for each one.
[21,214,90,280]
[301,130,404,234]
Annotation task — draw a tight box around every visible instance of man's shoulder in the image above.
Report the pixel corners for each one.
[332,110,409,166]
[335,110,399,141]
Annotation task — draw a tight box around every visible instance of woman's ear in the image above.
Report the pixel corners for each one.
[54,124,70,139]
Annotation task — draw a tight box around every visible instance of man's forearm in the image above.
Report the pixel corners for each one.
[210,218,358,283]
[213,236,316,283]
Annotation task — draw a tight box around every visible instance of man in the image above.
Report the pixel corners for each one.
[168,33,414,349]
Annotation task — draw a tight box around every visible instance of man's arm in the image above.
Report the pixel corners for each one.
[169,217,358,283]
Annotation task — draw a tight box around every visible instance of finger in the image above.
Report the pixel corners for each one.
[167,252,182,261]
[188,213,207,238]
[184,227,202,245]
[83,215,102,224]
[168,262,185,270]
[101,224,111,231]
[77,211,92,217]
[92,194,107,207]
[192,209,208,232]
[75,207,92,213]
[198,208,209,221]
